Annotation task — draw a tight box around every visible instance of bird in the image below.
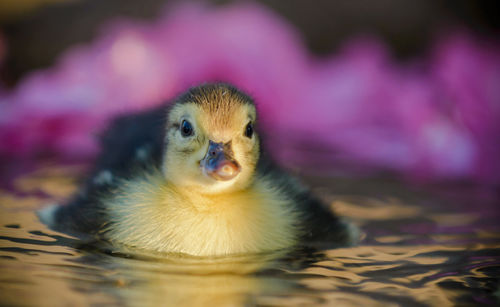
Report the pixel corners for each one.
[39,83,357,256]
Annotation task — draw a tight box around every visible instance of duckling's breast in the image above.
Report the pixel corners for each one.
[104,171,301,256]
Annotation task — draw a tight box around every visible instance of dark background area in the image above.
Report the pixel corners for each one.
[1,0,499,87]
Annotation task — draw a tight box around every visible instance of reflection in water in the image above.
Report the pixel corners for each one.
[0,163,499,306]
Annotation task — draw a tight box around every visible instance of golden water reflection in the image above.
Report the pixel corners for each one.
[0,163,499,306]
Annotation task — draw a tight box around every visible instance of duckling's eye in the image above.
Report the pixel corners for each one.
[244,122,253,138]
[180,120,194,137]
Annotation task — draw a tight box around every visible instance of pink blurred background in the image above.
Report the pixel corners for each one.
[0,1,499,185]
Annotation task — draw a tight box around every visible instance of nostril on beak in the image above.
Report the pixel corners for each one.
[207,141,222,158]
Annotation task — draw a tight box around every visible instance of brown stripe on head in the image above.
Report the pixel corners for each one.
[176,83,256,132]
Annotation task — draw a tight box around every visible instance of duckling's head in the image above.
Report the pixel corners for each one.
[163,84,259,194]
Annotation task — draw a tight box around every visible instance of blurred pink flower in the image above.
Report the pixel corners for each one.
[0,3,499,183]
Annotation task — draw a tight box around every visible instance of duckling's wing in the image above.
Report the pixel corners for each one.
[92,105,167,178]
[257,150,358,248]
[47,105,168,236]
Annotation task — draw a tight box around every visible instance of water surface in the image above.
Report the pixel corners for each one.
[1,162,499,306]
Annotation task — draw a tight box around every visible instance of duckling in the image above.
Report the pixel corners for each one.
[39,83,357,256]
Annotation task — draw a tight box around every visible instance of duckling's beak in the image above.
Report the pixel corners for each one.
[200,140,241,181]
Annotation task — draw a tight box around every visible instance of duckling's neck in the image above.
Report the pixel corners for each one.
[170,183,238,203]
[105,171,300,256]
[168,179,256,212]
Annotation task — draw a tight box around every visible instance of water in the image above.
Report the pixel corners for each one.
[1,162,499,306]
